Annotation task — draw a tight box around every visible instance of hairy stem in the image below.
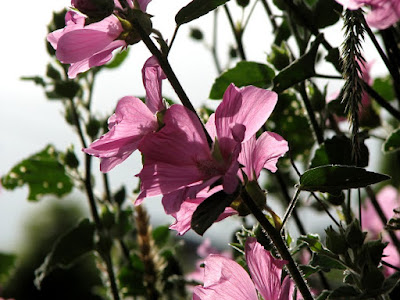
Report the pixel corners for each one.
[241,190,314,300]
[223,4,247,60]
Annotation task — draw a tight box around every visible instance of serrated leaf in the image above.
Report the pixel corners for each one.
[299,165,390,193]
[310,253,346,271]
[328,285,361,299]
[176,0,230,25]
[191,190,237,235]
[106,48,130,69]
[383,128,400,153]
[34,219,95,288]
[209,61,275,99]
[1,145,74,201]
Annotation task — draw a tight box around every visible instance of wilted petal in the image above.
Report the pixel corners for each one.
[193,255,258,300]
[83,96,157,172]
[245,237,289,300]
[142,56,166,114]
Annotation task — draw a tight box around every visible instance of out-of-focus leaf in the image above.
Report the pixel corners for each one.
[0,253,17,285]
[299,165,390,193]
[54,81,81,99]
[383,128,400,153]
[325,47,341,72]
[273,34,323,93]
[310,135,369,168]
[373,76,395,102]
[311,0,343,29]
[209,61,275,99]
[329,285,361,299]
[106,48,130,69]
[1,145,74,201]
[34,219,95,288]
[119,253,146,297]
[152,225,170,248]
[274,18,291,45]
[21,76,46,87]
[176,0,230,25]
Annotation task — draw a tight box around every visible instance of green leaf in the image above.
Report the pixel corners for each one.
[299,264,320,278]
[298,234,327,253]
[176,0,230,25]
[325,47,341,73]
[106,48,130,69]
[272,34,323,93]
[383,128,400,153]
[373,76,395,102]
[1,145,74,201]
[34,219,95,288]
[21,76,46,87]
[310,135,369,168]
[0,253,17,285]
[54,80,81,99]
[152,225,170,248]
[328,285,361,299]
[310,252,346,271]
[209,61,275,99]
[191,190,237,235]
[311,0,343,29]
[299,165,390,193]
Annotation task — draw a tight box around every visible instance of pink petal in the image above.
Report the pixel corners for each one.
[83,96,157,172]
[245,237,289,300]
[142,56,166,114]
[57,29,116,63]
[138,105,212,197]
[137,0,152,11]
[216,84,278,145]
[254,131,288,174]
[205,113,217,141]
[193,255,258,300]
[366,0,400,29]
[68,40,126,78]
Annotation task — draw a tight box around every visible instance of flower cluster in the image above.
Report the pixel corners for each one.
[336,0,400,29]
[193,237,294,300]
[84,55,288,234]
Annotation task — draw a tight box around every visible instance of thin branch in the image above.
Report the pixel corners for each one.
[260,0,278,31]
[223,4,247,60]
[363,83,400,120]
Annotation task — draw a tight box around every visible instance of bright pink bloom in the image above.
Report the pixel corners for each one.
[336,0,400,29]
[362,186,400,275]
[137,84,278,209]
[362,186,400,235]
[238,132,288,181]
[47,11,126,78]
[83,56,165,172]
[193,237,293,300]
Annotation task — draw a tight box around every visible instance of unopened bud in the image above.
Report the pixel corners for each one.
[190,28,204,41]
[72,0,115,20]
[236,0,250,7]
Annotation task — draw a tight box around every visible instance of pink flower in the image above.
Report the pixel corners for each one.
[47,0,152,78]
[83,56,165,172]
[336,0,400,29]
[187,239,232,287]
[193,237,293,300]
[137,84,278,210]
[238,132,288,181]
[362,186,400,275]
[47,11,126,78]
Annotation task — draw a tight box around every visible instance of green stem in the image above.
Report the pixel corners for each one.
[298,82,324,145]
[223,4,247,60]
[241,190,314,300]
[260,0,278,31]
[132,18,213,146]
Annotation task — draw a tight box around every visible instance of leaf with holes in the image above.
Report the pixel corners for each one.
[1,145,73,201]
[383,128,400,154]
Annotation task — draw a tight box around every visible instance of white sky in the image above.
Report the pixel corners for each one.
[0,0,387,252]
